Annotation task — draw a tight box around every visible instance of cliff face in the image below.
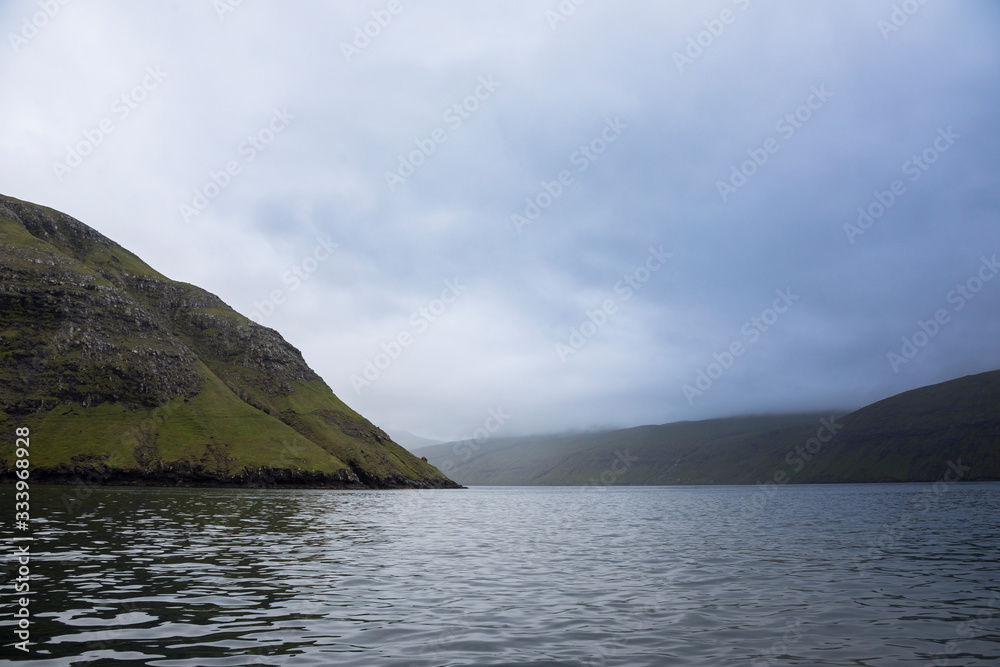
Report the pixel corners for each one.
[0,194,459,488]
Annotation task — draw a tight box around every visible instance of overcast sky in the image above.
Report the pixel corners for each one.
[2,1,999,442]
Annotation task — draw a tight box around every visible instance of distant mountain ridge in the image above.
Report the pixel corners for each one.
[0,194,459,488]
[416,370,1000,486]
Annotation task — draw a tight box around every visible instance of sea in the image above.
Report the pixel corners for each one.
[1,482,999,666]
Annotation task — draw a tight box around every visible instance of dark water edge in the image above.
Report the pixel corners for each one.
[1,482,999,666]
[0,467,464,490]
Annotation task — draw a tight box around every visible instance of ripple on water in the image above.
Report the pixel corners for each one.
[0,484,998,665]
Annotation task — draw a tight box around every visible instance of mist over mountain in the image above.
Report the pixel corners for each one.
[417,370,1000,486]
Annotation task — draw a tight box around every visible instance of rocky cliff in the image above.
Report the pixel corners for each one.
[0,194,459,488]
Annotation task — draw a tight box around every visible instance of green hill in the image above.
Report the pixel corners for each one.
[417,370,1000,486]
[794,370,1000,483]
[0,193,459,488]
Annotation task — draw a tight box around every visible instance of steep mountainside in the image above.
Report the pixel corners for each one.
[418,370,1000,486]
[0,194,458,488]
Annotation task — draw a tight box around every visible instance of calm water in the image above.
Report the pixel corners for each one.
[1,483,999,666]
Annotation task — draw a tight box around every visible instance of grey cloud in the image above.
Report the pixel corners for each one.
[1,0,998,439]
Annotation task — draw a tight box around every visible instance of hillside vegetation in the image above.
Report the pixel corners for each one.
[417,371,1000,486]
[0,194,458,488]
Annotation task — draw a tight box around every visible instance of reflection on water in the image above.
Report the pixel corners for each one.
[1,483,999,665]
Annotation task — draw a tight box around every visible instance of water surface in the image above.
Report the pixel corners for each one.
[1,483,999,665]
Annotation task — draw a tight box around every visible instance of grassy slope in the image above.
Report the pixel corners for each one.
[420,371,1000,485]
[274,379,446,483]
[0,194,454,487]
[16,363,348,475]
